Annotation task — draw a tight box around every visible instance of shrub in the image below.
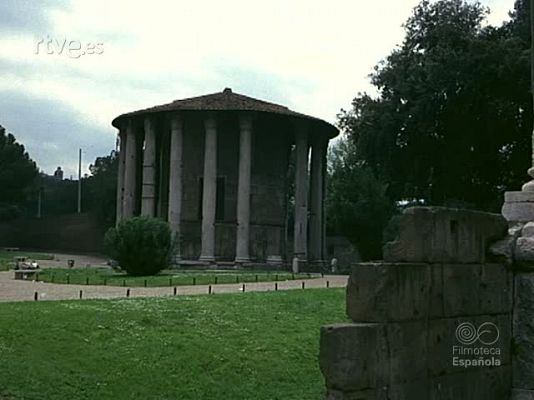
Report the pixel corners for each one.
[104,216,173,276]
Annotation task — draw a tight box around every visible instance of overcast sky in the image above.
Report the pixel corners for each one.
[0,0,515,177]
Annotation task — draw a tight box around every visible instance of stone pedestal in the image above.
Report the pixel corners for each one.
[502,191,534,223]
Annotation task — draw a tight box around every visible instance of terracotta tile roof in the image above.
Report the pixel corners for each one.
[112,88,338,137]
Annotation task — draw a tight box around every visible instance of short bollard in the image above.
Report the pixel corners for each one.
[326,280,330,288]
[242,283,246,292]
[126,288,130,298]
[302,281,305,289]
[173,287,177,296]
[144,279,147,288]
[275,282,278,291]
[79,290,83,299]
[209,285,212,295]
[34,291,38,301]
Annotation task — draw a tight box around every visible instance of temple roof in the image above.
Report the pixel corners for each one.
[112,88,338,137]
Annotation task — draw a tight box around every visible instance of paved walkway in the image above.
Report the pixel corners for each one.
[0,271,348,303]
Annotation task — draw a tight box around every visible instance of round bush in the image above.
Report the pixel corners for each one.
[104,216,173,276]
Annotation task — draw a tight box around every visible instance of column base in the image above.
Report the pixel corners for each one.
[234,256,251,264]
[169,254,182,267]
[266,255,283,265]
[199,255,216,264]
[292,256,308,273]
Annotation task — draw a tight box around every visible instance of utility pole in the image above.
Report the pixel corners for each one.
[77,148,82,213]
[37,187,42,218]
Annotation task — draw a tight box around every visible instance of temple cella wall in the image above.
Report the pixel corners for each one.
[319,207,513,399]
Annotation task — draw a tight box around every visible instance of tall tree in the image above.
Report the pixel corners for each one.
[83,151,118,225]
[0,125,38,218]
[327,137,395,260]
[339,0,531,211]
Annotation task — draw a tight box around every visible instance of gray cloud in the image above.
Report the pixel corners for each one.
[0,0,70,34]
[0,89,115,177]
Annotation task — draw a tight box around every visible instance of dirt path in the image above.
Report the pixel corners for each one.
[0,271,348,303]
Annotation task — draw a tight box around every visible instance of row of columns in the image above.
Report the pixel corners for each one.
[116,113,327,264]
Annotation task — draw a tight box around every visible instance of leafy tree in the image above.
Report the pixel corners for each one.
[83,151,118,226]
[0,125,38,219]
[326,137,396,260]
[338,0,531,211]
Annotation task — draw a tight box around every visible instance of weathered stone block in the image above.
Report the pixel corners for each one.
[441,263,511,317]
[383,207,507,263]
[428,315,511,377]
[503,191,534,222]
[505,191,534,203]
[320,322,429,392]
[380,321,428,385]
[429,367,511,400]
[320,323,380,391]
[512,388,534,400]
[513,273,534,390]
[347,263,431,322]
[522,222,534,237]
[384,380,430,399]
[325,389,376,400]
[516,237,534,262]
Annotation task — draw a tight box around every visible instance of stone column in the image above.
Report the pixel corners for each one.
[199,115,217,262]
[294,125,309,261]
[309,138,327,262]
[235,114,253,263]
[168,115,183,259]
[141,117,156,216]
[123,120,137,218]
[115,130,126,226]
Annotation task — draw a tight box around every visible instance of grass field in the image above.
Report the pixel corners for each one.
[0,250,54,271]
[0,289,345,400]
[35,267,317,287]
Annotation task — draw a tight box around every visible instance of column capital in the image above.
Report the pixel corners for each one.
[144,116,153,131]
[239,113,254,130]
[293,119,309,136]
[170,114,183,130]
[204,114,217,130]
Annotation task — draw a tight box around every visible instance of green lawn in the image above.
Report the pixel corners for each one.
[35,267,318,287]
[0,250,54,271]
[0,289,345,400]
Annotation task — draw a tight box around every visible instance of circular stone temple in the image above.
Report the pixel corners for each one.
[112,88,339,266]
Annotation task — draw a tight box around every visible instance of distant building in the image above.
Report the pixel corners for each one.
[53,166,64,181]
[112,88,339,265]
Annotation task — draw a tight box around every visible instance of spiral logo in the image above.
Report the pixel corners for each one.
[455,322,499,345]
[455,322,478,345]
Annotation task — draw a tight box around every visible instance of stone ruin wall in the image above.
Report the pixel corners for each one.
[319,207,513,399]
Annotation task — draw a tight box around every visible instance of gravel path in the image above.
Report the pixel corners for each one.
[0,271,348,303]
